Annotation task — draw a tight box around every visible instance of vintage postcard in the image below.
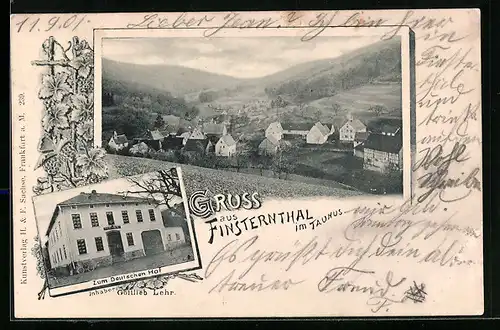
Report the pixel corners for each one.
[11,10,483,318]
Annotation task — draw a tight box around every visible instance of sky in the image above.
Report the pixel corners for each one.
[33,172,185,244]
[102,36,384,79]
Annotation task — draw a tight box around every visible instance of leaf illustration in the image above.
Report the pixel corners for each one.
[76,147,108,178]
[38,72,72,102]
[76,121,94,141]
[34,152,57,170]
[42,103,70,132]
[70,94,93,123]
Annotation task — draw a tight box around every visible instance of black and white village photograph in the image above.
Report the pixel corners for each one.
[32,168,201,296]
[98,29,411,198]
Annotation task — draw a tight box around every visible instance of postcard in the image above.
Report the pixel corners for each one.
[11,9,483,318]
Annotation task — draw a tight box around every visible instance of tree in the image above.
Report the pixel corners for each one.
[184,106,199,120]
[370,105,386,117]
[154,113,165,129]
[120,169,183,211]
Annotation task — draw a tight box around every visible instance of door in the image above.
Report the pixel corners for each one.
[106,231,124,261]
[141,230,164,256]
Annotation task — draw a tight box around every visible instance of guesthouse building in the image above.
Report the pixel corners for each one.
[45,190,185,272]
[339,119,367,143]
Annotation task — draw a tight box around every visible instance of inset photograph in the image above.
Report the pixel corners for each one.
[32,168,201,297]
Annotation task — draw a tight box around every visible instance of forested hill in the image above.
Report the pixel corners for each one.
[262,38,402,102]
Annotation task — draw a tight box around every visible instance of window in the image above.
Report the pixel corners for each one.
[95,237,104,251]
[90,205,94,208]
[71,206,77,209]
[77,239,87,255]
[126,233,134,246]
[175,233,180,241]
[135,210,143,222]
[59,248,63,261]
[106,204,110,207]
[90,212,99,227]
[63,245,67,259]
[106,211,115,225]
[55,228,58,241]
[168,234,172,241]
[148,209,156,221]
[58,223,62,236]
[121,210,129,224]
[72,214,82,229]
[55,253,58,264]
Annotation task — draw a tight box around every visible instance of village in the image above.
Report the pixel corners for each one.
[107,111,403,194]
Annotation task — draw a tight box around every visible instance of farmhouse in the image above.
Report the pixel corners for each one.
[215,134,236,157]
[258,136,280,155]
[363,133,403,173]
[306,122,331,145]
[45,190,185,272]
[339,119,367,142]
[265,122,283,142]
[281,122,313,137]
[136,130,164,151]
[108,131,128,152]
[184,139,213,155]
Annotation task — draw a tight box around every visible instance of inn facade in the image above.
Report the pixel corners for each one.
[46,190,185,272]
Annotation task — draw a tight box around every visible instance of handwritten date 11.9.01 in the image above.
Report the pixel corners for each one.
[15,15,89,33]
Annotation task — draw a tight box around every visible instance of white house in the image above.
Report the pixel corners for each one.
[306,122,331,144]
[45,190,185,272]
[215,134,236,157]
[339,119,367,142]
[188,127,206,140]
[108,131,128,151]
[265,122,283,142]
[363,134,403,173]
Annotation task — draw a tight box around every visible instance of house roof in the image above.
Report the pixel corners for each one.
[281,122,314,131]
[380,124,401,135]
[150,130,164,140]
[184,139,211,152]
[113,134,128,144]
[355,131,370,142]
[344,119,366,131]
[259,137,278,150]
[218,134,236,147]
[46,191,153,236]
[314,122,330,136]
[203,123,226,135]
[363,133,402,154]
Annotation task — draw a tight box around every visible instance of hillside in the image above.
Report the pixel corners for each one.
[105,154,363,200]
[102,58,243,96]
[261,38,401,102]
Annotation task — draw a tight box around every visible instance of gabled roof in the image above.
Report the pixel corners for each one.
[184,139,211,152]
[46,191,153,236]
[112,134,128,144]
[259,137,279,150]
[203,122,226,135]
[363,133,402,154]
[281,122,314,131]
[344,119,366,131]
[355,131,370,142]
[218,134,236,147]
[314,122,330,136]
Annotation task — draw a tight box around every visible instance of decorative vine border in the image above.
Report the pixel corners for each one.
[30,36,202,300]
